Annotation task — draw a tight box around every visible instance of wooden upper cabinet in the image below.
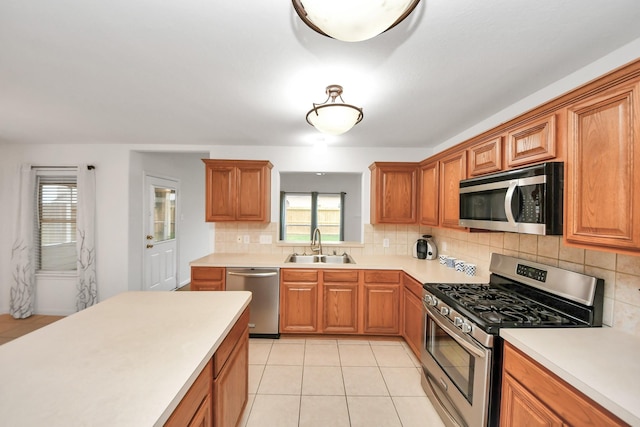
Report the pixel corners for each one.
[439,151,466,229]
[507,114,557,168]
[468,135,503,176]
[565,81,640,254]
[369,162,418,224]
[203,159,272,222]
[419,160,439,226]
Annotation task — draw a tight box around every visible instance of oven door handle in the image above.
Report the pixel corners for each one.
[424,303,486,358]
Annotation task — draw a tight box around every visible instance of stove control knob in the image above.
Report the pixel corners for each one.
[440,307,450,316]
[423,295,433,305]
[454,317,463,327]
[430,297,439,307]
[461,323,472,334]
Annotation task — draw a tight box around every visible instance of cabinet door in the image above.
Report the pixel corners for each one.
[370,162,418,224]
[164,361,212,427]
[500,373,563,427]
[507,114,557,167]
[468,135,503,176]
[280,270,319,333]
[439,152,466,229]
[204,163,236,221]
[419,161,439,226]
[322,270,360,333]
[566,82,640,253]
[363,285,400,334]
[322,284,359,333]
[214,328,249,427]
[236,163,271,222]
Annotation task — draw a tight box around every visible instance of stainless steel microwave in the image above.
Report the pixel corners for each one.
[459,162,563,235]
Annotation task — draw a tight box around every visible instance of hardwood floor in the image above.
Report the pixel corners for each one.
[0,314,65,346]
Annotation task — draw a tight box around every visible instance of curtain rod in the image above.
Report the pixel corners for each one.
[31,165,95,170]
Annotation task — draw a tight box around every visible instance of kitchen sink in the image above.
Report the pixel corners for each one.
[285,253,356,264]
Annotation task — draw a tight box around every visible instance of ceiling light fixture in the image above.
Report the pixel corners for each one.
[306,85,363,136]
[292,0,421,42]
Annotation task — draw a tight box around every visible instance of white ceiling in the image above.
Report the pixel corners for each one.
[1,0,640,149]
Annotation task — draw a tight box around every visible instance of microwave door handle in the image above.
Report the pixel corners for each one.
[504,180,518,225]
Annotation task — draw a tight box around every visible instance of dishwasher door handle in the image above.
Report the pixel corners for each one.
[227,271,278,278]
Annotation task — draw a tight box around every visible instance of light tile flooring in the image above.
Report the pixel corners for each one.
[1,315,446,426]
[241,336,445,427]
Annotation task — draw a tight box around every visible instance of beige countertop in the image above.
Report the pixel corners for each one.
[190,252,490,284]
[0,291,252,427]
[500,328,640,426]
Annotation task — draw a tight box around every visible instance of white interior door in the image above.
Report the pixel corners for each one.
[144,175,179,291]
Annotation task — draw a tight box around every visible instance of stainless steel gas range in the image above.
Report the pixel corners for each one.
[420,253,604,427]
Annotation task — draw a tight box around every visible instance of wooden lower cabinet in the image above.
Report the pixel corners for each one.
[500,342,628,427]
[402,273,424,358]
[165,309,249,427]
[165,360,213,427]
[191,267,225,291]
[280,268,402,337]
[280,269,319,333]
[214,327,249,427]
[322,270,360,333]
[363,270,401,335]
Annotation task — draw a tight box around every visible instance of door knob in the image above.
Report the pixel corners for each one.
[146,244,154,249]
[146,235,153,240]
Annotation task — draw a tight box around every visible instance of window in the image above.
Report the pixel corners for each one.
[36,174,77,271]
[280,192,345,242]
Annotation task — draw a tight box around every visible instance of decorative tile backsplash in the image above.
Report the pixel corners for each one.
[213,222,640,337]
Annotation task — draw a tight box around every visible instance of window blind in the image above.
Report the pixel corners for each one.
[36,176,77,271]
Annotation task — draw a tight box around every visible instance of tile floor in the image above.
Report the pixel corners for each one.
[241,336,445,427]
[1,315,446,426]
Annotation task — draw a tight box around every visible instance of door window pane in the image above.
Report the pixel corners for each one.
[154,187,176,242]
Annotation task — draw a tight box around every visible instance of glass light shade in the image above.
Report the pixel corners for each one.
[293,0,420,42]
[306,104,363,135]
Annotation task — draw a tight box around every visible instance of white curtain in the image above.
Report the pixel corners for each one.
[76,165,97,310]
[10,165,36,319]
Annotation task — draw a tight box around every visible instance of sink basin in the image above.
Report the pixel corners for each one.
[285,253,356,264]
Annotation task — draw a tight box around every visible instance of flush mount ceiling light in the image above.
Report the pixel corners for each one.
[292,0,420,42]
[306,85,363,136]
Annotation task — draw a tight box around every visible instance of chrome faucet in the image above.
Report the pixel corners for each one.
[311,227,322,255]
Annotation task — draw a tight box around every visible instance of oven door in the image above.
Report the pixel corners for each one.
[421,303,492,427]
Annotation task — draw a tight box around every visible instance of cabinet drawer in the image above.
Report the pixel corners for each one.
[403,273,424,299]
[214,308,249,378]
[364,270,401,283]
[323,270,359,282]
[282,269,318,282]
[191,267,224,281]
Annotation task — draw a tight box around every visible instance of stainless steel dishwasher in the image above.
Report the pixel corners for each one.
[226,267,280,338]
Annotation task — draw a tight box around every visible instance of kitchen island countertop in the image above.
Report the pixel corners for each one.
[501,327,640,426]
[0,291,251,427]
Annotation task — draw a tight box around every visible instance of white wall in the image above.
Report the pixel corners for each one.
[128,151,211,290]
[0,144,131,315]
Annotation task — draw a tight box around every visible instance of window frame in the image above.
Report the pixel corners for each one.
[35,170,78,273]
[279,191,345,242]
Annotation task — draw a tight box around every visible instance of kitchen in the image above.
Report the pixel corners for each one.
[2,1,640,426]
